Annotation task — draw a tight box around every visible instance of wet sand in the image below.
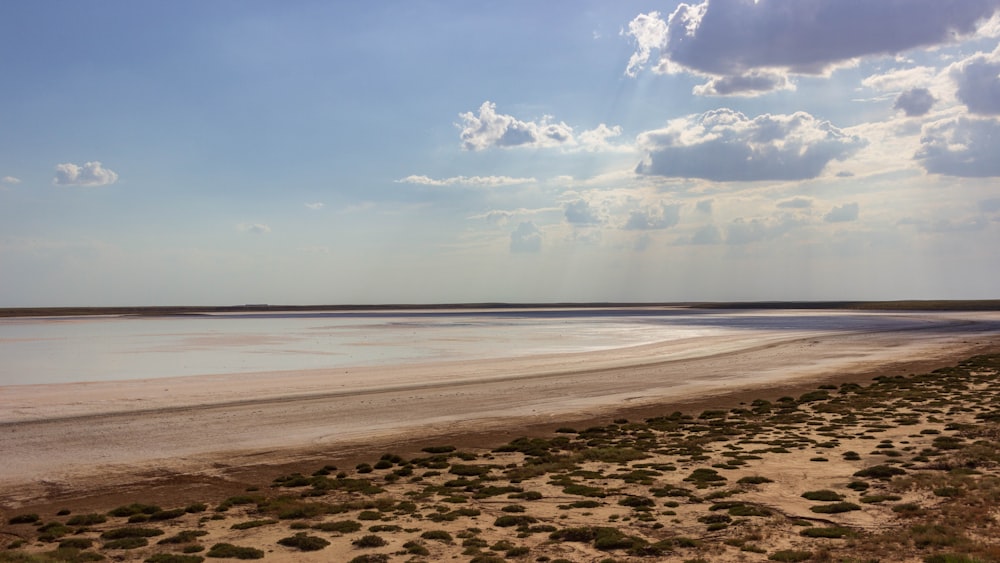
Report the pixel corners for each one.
[2,310,1000,508]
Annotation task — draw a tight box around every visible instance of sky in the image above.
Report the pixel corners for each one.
[1,0,999,306]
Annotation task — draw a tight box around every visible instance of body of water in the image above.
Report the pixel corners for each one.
[0,309,941,386]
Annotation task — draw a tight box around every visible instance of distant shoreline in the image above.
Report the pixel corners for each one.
[3,299,1000,318]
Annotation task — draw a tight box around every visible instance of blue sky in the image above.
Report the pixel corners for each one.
[2,0,999,306]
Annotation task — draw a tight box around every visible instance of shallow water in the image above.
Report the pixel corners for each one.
[0,309,940,386]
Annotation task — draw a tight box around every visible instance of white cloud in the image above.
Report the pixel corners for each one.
[457,101,624,152]
[862,66,939,92]
[397,174,536,187]
[564,199,602,225]
[626,2,1000,95]
[239,223,272,234]
[1,176,20,185]
[894,88,937,116]
[510,221,542,253]
[305,202,325,210]
[916,116,1000,177]
[52,161,119,186]
[459,101,574,150]
[951,47,1000,115]
[623,202,680,230]
[635,109,866,181]
[824,202,860,223]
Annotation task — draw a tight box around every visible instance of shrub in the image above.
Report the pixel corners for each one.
[769,550,812,562]
[352,534,388,548]
[420,530,453,543]
[854,465,906,480]
[206,543,265,559]
[104,537,149,549]
[146,554,206,563]
[231,519,278,530]
[277,533,330,551]
[7,514,40,524]
[494,515,538,527]
[738,475,774,485]
[158,530,209,544]
[67,513,107,526]
[810,502,861,514]
[313,520,361,533]
[58,538,94,549]
[421,445,456,454]
[109,503,161,517]
[101,527,165,539]
[800,527,853,538]
[801,490,844,502]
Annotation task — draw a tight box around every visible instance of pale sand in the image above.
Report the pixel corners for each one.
[2,310,1000,507]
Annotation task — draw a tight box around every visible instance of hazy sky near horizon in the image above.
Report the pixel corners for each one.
[2,1,999,306]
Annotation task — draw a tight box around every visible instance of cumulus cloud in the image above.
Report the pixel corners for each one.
[52,161,119,186]
[305,202,325,210]
[824,202,860,222]
[510,221,542,253]
[951,49,1000,115]
[916,116,1000,177]
[862,66,938,92]
[623,202,680,230]
[894,88,937,116]
[239,223,272,234]
[625,1,1000,95]
[1,176,20,185]
[564,200,602,225]
[777,197,813,209]
[635,109,865,181]
[458,101,622,151]
[459,101,573,150]
[397,174,536,187]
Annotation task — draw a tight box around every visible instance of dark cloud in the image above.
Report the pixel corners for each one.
[894,88,937,117]
[693,71,790,96]
[662,1,996,75]
[916,117,1000,177]
[623,203,680,230]
[510,221,542,253]
[564,200,601,225]
[952,53,1000,115]
[627,1,1000,94]
[824,202,860,222]
[636,109,865,181]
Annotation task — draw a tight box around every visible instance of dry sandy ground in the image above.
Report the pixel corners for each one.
[2,310,1000,511]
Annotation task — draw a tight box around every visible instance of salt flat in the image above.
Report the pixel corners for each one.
[2,309,999,505]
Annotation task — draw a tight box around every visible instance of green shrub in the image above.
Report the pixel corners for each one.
[67,513,107,526]
[421,530,453,543]
[277,533,330,551]
[352,534,388,548]
[57,538,94,549]
[7,514,40,524]
[769,550,812,562]
[801,490,844,502]
[101,527,165,539]
[146,554,206,563]
[853,465,906,480]
[108,503,161,517]
[810,502,861,514]
[104,537,149,549]
[231,519,278,530]
[494,515,537,527]
[206,543,265,559]
[738,475,774,485]
[800,527,853,538]
[313,520,361,533]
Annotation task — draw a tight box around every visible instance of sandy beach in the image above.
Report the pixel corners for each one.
[3,310,1000,509]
